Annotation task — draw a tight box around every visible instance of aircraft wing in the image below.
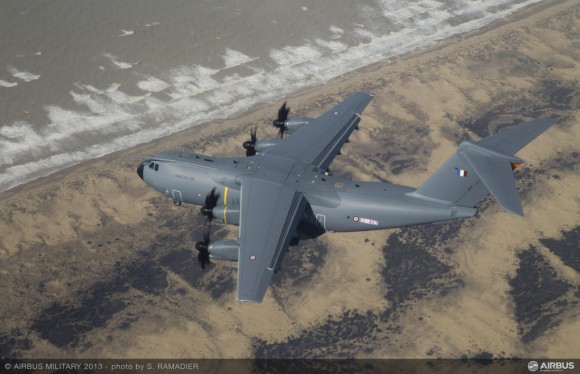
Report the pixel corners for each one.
[236,177,307,302]
[266,92,374,170]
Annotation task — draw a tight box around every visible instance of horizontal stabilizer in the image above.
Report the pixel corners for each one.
[478,118,558,154]
[413,118,557,216]
[459,142,524,216]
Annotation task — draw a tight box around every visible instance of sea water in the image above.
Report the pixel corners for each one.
[0,0,542,193]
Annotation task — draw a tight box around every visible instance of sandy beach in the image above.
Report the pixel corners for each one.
[0,0,578,361]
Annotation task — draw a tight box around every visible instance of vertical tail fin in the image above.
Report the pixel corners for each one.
[412,118,557,216]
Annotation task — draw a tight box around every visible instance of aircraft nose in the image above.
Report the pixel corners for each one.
[137,163,144,180]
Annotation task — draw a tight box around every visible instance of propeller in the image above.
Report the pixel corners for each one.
[272,101,290,138]
[200,188,220,224]
[196,188,220,269]
[242,127,258,157]
[195,230,211,269]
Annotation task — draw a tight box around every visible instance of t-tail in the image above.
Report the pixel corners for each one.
[411,118,558,216]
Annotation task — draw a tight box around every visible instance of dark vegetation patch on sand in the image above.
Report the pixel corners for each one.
[0,330,32,358]
[458,78,576,140]
[540,226,580,274]
[29,235,235,349]
[380,222,465,317]
[254,220,466,357]
[508,245,577,343]
[347,119,434,179]
[542,151,580,174]
[271,239,328,299]
[253,309,380,358]
[20,199,235,350]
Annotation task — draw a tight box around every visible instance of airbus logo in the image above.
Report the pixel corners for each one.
[528,361,575,372]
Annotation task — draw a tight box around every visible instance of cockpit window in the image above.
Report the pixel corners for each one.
[149,163,155,170]
[154,163,159,171]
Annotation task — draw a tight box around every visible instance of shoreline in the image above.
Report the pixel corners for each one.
[0,0,566,202]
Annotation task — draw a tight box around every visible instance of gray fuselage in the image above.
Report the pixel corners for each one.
[139,151,476,237]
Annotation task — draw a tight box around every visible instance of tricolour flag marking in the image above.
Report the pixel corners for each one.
[455,167,468,177]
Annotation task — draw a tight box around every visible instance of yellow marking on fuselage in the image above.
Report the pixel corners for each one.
[223,187,229,224]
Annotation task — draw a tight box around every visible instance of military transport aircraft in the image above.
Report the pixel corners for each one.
[136,92,556,303]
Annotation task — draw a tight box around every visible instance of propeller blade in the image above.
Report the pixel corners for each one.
[251,127,257,142]
[195,230,211,269]
[200,188,219,223]
[278,102,289,123]
[243,127,258,156]
[272,101,290,130]
[278,126,286,139]
[197,247,210,269]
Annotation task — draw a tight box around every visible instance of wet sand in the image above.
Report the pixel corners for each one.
[0,0,578,359]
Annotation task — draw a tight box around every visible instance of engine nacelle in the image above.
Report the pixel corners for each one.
[285,117,313,134]
[255,138,281,153]
[208,239,240,262]
[212,204,240,225]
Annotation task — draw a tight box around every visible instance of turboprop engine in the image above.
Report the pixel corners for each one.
[284,117,312,134]
[208,239,240,261]
[272,101,313,138]
[211,205,240,225]
[243,128,282,156]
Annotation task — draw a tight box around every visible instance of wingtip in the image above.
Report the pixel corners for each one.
[236,297,263,304]
[529,117,559,131]
[236,289,265,304]
[503,200,524,217]
[509,207,525,217]
[543,117,558,124]
[351,91,374,97]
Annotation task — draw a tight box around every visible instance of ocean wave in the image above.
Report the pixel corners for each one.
[103,53,133,70]
[222,48,259,69]
[0,0,544,193]
[7,66,40,82]
[0,80,18,88]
